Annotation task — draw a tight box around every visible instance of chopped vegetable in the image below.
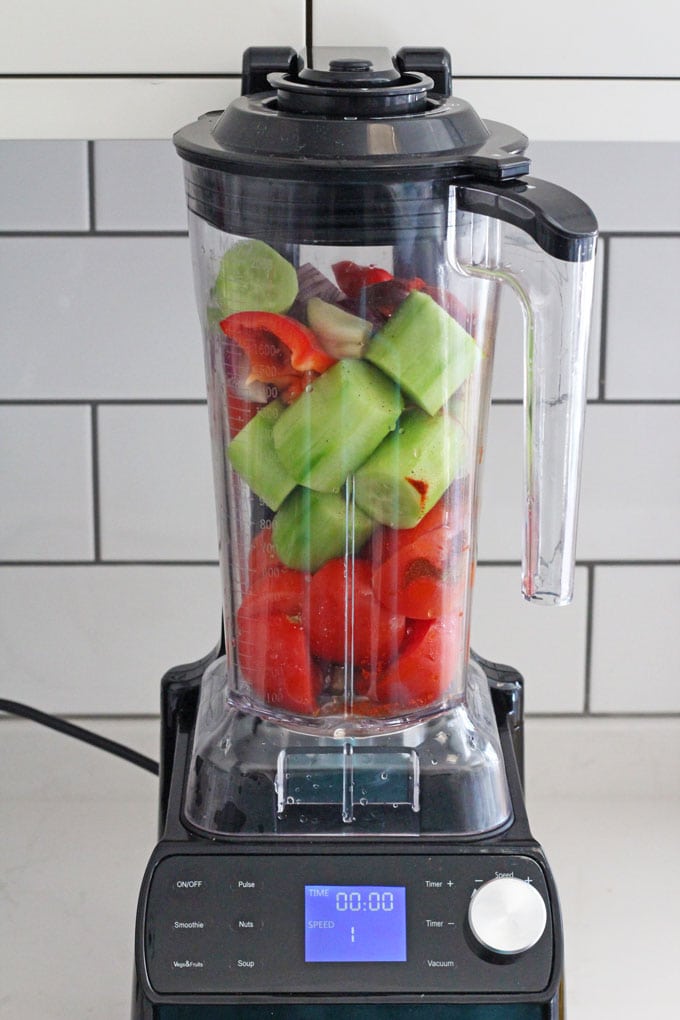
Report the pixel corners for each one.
[305,559,406,667]
[220,310,336,385]
[237,609,321,714]
[215,239,299,317]
[306,297,373,359]
[332,260,393,299]
[374,617,461,709]
[227,399,297,511]
[365,290,481,415]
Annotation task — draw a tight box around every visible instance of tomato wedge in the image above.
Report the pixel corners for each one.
[374,617,461,710]
[236,609,320,714]
[238,567,309,618]
[305,559,406,669]
[247,529,285,584]
[372,526,466,619]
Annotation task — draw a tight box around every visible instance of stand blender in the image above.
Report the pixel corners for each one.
[132,45,597,1019]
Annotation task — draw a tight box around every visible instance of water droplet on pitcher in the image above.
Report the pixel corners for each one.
[286,796,295,804]
[380,771,388,781]
[359,797,368,806]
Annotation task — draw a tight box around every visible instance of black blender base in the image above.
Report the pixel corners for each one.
[134,1003,561,1019]
[132,653,564,1019]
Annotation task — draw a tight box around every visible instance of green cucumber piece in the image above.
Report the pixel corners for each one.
[272,488,374,571]
[353,408,467,528]
[272,359,403,493]
[214,239,298,317]
[365,290,481,415]
[227,400,297,511]
[306,296,373,359]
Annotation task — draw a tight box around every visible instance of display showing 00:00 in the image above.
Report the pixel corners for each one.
[335,891,395,912]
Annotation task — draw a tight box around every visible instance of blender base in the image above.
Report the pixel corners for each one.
[132,650,563,1019]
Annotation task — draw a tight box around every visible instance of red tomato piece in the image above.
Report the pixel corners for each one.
[332,261,393,299]
[238,568,309,619]
[305,559,406,668]
[367,499,453,566]
[247,529,285,584]
[372,526,466,620]
[374,617,462,710]
[236,609,320,715]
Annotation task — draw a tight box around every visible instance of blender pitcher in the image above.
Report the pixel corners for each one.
[174,47,597,837]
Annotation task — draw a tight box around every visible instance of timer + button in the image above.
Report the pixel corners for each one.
[468,876,547,956]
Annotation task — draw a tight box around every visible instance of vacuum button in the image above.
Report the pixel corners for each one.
[468,876,547,956]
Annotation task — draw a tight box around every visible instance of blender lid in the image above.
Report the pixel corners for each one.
[174,46,531,182]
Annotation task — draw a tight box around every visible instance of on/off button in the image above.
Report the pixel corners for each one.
[167,875,209,901]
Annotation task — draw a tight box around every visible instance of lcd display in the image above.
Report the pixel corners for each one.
[305,885,407,963]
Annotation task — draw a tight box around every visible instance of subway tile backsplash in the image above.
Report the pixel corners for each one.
[97,404,216,561]
[1,133,678,718]
[0,236,202,399]
[0,140,89,231]
[93,141,187,232]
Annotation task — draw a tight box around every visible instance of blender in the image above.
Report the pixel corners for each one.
[132,45,597,1018]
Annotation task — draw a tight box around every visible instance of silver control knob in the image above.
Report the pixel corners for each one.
[468,877,547,955]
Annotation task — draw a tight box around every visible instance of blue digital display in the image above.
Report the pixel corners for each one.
[305,885,407,963]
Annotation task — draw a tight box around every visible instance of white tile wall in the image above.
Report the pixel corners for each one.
[478,404,680,563]
[312,0,677,77]
[98,404,216,561]
[578,405,680,561]
[0,566,221,714]
[606,237,680,399]
[526,142,680,234]
[94,141,187,232]
[0,141,89,231]
[590,566,680,713]
[0,9,678,720]
[0,405,94,561]
[0,236,203,399]
[471,566,588,714]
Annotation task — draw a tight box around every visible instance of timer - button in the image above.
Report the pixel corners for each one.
[468,877,547,956]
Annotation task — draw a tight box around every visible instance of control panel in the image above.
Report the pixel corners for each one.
[142,852,553,996]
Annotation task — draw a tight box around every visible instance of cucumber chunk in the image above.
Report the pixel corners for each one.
[365,290,481,415]
[353,408,468,528]
[227,399,297,511]
[272,488,374,571]
[214,239,298,317]
[272,359,403,493]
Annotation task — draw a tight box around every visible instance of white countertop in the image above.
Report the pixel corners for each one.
[1,714,678,1018]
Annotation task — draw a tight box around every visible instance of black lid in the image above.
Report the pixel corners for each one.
[174,46,530,183]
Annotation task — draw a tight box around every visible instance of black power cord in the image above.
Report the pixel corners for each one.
[0,699,159,776]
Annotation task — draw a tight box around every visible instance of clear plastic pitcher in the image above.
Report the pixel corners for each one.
[174,47,596,835]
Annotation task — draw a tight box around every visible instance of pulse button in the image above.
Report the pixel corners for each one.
[468,877,547,956]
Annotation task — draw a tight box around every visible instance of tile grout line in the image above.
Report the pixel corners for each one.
[87,141,96,232]
[583,564,595,713]
[597,235,610,399]
[90,403,101,562]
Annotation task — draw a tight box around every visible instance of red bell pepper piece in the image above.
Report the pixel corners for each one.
[220,311,336,386]
[332,261,393,299]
